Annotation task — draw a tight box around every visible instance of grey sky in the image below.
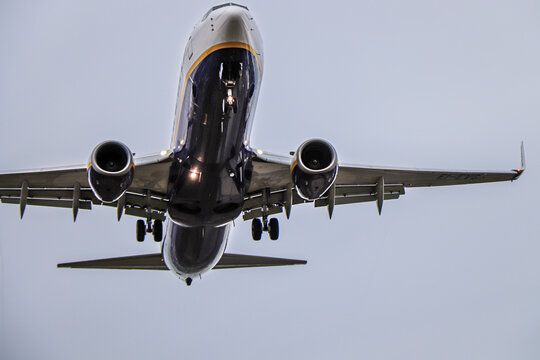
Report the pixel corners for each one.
[1,0,539,359]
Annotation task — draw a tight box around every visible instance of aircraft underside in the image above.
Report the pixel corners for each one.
[0,3,524,286]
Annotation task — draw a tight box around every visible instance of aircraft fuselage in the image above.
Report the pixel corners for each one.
[162,4,263,281]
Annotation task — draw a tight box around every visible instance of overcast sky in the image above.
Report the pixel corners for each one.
[1,1,539,359]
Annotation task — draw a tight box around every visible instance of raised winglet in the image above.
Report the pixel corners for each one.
[512,141,526,180]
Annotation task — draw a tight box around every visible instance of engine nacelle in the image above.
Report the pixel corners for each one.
[88,141,134,202]
[291,139,338,200]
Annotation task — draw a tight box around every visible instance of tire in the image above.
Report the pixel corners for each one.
[251,218,262,241]
[136,219,146,242]
[153,220,163,242]
[268,218,279,240]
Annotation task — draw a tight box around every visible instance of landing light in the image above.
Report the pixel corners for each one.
[160,150,168,156]
[189,169,200,180]
[256,149,263,155]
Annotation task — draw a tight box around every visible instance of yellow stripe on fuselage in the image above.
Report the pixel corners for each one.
[172,42,263,146]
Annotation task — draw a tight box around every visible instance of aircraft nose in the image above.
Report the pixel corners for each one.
[216,7,252,43]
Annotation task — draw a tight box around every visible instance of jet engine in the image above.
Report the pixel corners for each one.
[88,141,134,202]
[291,139,338,200]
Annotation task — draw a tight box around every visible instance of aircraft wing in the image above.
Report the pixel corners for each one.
[0,151,173,220]
[243,143,525,219]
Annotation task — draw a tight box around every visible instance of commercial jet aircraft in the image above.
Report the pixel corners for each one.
[0,3,525,285]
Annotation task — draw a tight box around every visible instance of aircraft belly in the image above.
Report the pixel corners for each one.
[163,222,229,279]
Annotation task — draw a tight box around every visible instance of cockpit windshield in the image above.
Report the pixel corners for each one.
[202,3,249,21]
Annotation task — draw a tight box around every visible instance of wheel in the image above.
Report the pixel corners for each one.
[268,218,279,240]
[251,218,262,241]
[153,220,163,242]
[136,219,146,242]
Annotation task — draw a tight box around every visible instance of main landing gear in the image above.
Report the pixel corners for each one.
[136,218,163,242]
[251,216,279,241]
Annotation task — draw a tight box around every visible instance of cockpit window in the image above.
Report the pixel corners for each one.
[202,3,249,20]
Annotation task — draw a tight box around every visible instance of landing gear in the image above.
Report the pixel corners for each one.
[251,217,279,241]
[136,219,163,242]
[268,218,279,240]
[222,88,238,114]
[220,61,242,115]
[153,220,163,242]
[136,219,146,242]
[251,218,262,240]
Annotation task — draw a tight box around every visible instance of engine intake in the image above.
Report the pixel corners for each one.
[88,141,134,202]
[292,139,338,200]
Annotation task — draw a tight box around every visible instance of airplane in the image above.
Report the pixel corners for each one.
[0,3,525,286]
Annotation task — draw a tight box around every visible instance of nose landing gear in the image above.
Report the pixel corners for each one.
[222,88,238,114]
[220,61,242,115]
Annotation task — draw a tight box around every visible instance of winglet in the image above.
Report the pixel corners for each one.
[512,141,526,180]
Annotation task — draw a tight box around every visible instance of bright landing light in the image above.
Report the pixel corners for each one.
[189,169,199,180]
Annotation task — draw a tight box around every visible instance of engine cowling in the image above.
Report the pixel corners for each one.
[88,141,134,202]
[291,139,338,200]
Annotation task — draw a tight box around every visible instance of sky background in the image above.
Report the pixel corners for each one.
[1,0,539,359]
